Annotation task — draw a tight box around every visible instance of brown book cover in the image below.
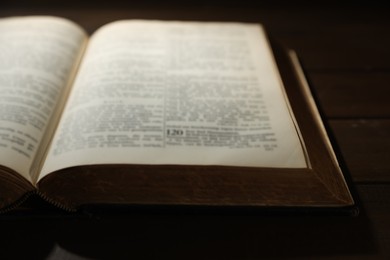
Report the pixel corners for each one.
[0,17,355,214]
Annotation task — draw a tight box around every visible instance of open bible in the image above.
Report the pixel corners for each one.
[0,16,354,212]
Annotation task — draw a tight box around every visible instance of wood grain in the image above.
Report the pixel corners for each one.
[329,120,390,182]
[308,73,390,118]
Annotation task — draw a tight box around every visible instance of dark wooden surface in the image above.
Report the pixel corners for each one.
[1,2,389,259]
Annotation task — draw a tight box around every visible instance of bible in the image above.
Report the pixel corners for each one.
[0,16,354,212]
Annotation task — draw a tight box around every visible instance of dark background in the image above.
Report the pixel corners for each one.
[1,1,390,259]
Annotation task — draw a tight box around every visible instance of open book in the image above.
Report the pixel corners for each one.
[0,16,354,212]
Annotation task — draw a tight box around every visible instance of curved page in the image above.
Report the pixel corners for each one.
[0,16,86,183]
[40,21,306,180]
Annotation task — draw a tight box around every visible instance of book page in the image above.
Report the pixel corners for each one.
[40,20,307,180]
[0,16,87,183]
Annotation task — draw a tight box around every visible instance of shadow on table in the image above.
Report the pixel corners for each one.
[1,206,374,259]
[58,210,376,259]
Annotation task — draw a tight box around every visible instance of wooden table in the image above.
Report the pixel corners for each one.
[1,2,389,259]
